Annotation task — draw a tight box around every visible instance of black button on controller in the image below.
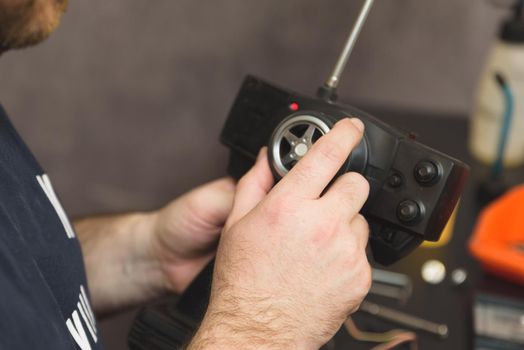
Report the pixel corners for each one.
[387,173,403,188]
[397,200,421,223]
[414,161,439,184]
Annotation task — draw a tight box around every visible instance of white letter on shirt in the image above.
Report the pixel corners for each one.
[66,310,92,350]
[36,174,76,239]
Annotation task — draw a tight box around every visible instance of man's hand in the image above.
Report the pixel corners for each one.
[189,118,371,350]
[150,178,236,293]
[76,178,235,315]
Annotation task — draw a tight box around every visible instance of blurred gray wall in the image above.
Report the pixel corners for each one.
[0,0,509,349]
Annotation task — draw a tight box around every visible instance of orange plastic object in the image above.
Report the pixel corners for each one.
[469,185,524,285]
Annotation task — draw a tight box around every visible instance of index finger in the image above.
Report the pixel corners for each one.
[273,118,364,199]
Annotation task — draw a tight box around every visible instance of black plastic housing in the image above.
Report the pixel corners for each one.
[221,75,469,264]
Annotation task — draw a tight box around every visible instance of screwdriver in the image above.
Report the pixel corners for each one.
[359,301,449,338]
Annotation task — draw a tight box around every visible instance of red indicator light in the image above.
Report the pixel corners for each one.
[290,102,299,111]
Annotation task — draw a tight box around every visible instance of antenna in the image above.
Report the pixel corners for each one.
[317,0,375,102]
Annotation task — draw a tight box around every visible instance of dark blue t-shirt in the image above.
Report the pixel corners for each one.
[0,105,102,350]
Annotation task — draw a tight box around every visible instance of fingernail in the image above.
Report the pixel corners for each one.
[349,118,365,132]
[257,147,267,161]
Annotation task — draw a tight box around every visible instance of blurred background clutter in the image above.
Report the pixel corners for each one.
[1,0,523,349]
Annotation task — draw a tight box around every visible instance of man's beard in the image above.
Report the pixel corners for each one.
[0,0,68,52]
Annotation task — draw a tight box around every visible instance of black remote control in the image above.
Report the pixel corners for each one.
[221,75,469,265]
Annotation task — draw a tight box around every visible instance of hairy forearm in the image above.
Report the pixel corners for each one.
[187,295,316,350]
[74,212,165,316]
[189,320,295,349]
[189,317,300,350]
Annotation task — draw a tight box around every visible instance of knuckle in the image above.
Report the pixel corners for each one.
[261,195,295,225]
[350,297,365,314]
[354,215,369,235]
[361,262,373,293]
[353,260,373,301]
[311,216,341,244]
[354,213,366,224]
[353,215,370,247]
[345,259,372,314]
[344,249,359,266]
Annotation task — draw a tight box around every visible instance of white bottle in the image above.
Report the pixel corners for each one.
[470,4,524,167]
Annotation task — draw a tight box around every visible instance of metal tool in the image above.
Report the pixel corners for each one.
[359,301,449,338]
[370,268,413,303]
[370,283,409,302]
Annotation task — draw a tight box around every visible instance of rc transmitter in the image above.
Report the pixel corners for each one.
[221,75,469,265]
